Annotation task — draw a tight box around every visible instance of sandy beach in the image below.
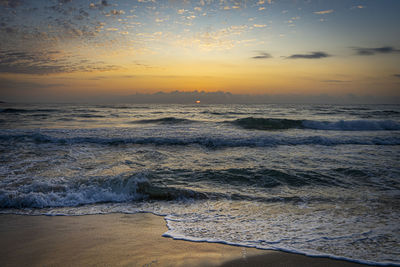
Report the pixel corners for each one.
[0,213,372,267]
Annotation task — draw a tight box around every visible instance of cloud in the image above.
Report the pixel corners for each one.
[287,51,331,59]
[0,49,119,74]
[354,46,400,56]
[252,51,272,59]
[72,91,400,104]
[351,5,365,9]
[106,9,125,16]
[89,0,110,9]
[0,77,65,91]
[313,9,334,15]
[322,80,350,83]
[1,26,19,34]
[0,0,21,8]
[177,26,249,51]
[253,24,266,28]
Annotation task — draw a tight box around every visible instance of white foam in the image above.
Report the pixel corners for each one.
[0,174,148,208]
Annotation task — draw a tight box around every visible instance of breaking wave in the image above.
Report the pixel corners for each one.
[0,167,366,209]
[232,117,400,131]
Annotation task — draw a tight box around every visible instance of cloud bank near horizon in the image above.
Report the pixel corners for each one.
[1,89,397,104]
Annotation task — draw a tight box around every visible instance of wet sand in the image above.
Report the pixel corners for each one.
[0,213,371,267]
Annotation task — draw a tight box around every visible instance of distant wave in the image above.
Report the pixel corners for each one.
[1,131,399,147]
[0,108,59,113]
[131,117,196,124]
[73,114,105,118]
[201,111,248,116]
[369,110,400,116]
[0,108,29,113]
[232,117,400,131]
[232,117,303,130]
[302,119,400,130]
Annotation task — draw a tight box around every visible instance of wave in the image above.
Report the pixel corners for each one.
[73,114,105,118]
[0,108,31,113]
[131,117,196,124]
[0,173,230,208]
[369,110,400,116]
[1,131,399,147]
[0,169,353,209]
[232,117,303,130]
[232,117,400,131]
[302,119,400,131]
[0,108,58,113]
[201,111,248,116]
[0,174,146,208]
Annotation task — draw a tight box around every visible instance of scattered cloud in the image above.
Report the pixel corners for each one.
[322,80,350,83]
[253,24,267,28]
[351,5,365,9]
[287,51,331,59]
[89,0,110,9]
[106,9,125,16]
[101,0,109,6]
[1,26,19,34]
[0,49,119,74]
[354,46,400,56]
[0,77,66,94]
[252,51,272,59]
[313,9,334,15]
[0,0,21,8]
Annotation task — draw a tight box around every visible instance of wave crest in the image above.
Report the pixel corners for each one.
[302,119,400,131]
[232,117,303,130]
[232,117,400,131]
[131,117,195,124]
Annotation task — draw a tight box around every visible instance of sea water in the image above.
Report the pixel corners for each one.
[0,103,399,265]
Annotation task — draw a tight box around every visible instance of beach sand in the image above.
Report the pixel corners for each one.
[0,213,371,267]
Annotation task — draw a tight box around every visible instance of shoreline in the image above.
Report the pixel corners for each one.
[0,213,377,267]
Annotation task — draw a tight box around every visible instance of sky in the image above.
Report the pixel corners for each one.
[0,0,399,103]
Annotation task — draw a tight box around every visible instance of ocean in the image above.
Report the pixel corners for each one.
[0,103,399,265]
